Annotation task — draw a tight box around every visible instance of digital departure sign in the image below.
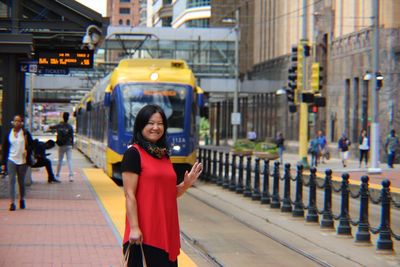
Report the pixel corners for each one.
[36,50,94,69]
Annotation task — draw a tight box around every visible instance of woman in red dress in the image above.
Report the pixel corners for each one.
[121,104,202,266]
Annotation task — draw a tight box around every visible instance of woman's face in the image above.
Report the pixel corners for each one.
[13,116,23,130]
[142,112,165,143]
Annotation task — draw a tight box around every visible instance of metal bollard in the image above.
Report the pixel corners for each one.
[270,161,281,209]
[306,167,319,223]
[320,169,334,229]
[355,176,371,243]
[292,164,304,217]
[281,163,292,212]
[236,155,244,193]
[243,156,252,197]
[337,173,351,235]
[223,152,230,189]
[217,151,224,186]
[261,159,271,204]
[376,179,393,251]
[252,158,261,200]
[229,154,237,191]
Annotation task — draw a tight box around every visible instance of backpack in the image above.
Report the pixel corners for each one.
[56,125,70,146]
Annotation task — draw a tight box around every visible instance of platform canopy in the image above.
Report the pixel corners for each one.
[0,0,107,51]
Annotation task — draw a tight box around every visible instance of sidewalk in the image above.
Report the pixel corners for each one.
[0,148,122,266]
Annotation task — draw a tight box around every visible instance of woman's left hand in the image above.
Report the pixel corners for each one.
[183,162,203,188]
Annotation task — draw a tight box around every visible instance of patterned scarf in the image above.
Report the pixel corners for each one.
[136,136,168,159]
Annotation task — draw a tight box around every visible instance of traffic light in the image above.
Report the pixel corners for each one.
[311,62,323,93]
[287,46,298,105]
[297,44,303,90]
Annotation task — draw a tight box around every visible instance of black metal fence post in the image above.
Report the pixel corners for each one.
[281,163,292,212]
[355,176,371,243]
[320,169,334,229]
[252,158,261,200]
[198,148,204,180]
[270,161,281,209]
[223,152,230,189]
[243,156,252,197]
[212,150,217,183]
[292,164,304,217]
[337,173,351,235]
[229,154,237,191]
[217,151,224,186]
[261,159,271,204]
[206,149,212,181]
[236,155,244,193]
[376,179,393,251]
[306,167,319,223]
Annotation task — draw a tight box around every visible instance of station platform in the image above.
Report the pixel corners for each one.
[1,139,400,266]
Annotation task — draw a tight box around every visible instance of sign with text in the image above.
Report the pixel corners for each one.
[36,50,94,69]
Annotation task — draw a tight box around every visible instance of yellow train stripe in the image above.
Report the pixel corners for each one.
[83,168,197,267]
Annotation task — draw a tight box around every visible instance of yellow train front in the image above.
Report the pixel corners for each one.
[75,59,202,183]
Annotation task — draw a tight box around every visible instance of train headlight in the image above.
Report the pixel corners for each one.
[172,145,181,152]
[150,72,159,81]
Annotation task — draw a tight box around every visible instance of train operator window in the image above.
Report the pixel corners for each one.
[121,84,187,134]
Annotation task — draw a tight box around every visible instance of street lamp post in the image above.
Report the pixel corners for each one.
[369,0,381,173]
[232,9,240,143]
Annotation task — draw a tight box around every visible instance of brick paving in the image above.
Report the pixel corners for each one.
[0,148,121,267]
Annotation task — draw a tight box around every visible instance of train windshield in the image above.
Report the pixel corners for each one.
[121,83,187,134]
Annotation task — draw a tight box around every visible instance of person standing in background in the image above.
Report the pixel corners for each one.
[50,112,74,181]
[317,130,327,164]
[385,129,399,168]
[358,129,370,168]
[1,115,33,211]
[338,133,351,168]
[275,132,285,164]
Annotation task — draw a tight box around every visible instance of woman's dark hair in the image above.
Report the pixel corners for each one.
[133,104,168,149]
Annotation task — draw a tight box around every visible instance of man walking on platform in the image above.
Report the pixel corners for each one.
[51,112,74,182]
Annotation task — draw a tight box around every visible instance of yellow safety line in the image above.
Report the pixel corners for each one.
[303,170,400,194]
[83,168,197,267]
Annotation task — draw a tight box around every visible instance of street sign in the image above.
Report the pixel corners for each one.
[20,61,38,73]
[231,112,241,125]
[37,68,69,75]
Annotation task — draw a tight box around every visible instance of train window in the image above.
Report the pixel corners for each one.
[121,83,187,133]
[110,98,118,134]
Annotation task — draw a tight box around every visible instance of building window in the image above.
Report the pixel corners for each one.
[162,17,172,27]
[120,8,130,14]
[126,19,130,26]
[120,0,130,2]
[185,18,209,28]
[187,0,210,8]
[119,19,123,25]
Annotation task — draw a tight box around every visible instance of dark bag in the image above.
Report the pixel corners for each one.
[56,125,70,146]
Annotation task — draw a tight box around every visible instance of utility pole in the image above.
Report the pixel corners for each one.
[298,0,309,167]
[369,0,381,173]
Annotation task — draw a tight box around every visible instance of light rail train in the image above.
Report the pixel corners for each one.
[75,58,203,183]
